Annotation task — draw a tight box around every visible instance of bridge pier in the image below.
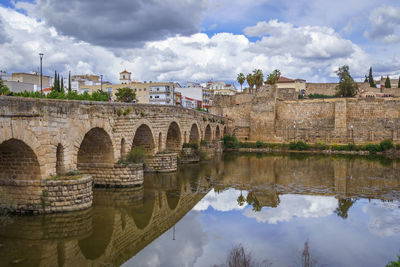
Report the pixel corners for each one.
[144,153,178,172]
[78,163,143,188]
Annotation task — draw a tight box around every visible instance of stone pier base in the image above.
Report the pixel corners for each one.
[200,140,224,159]
[180,148,200,163]
[0,175,93,214]
[78,163,144,187]
[144,152,178,172]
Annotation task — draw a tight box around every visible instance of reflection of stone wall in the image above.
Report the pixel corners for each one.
[216,154,400,201]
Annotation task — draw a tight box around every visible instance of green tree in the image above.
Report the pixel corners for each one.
[253,69,264,90]
[237,73,245,92]
[68,71,72,92]
[60,76,64,92]
[0,78,10,95]
[246,73,255,93]
[385,75,391,88]
[52,70,59,92]
[368,66,376,88]
[398,76,400,88]
[266,69,281,85]
[115,87,136,102]
[335,65,358,97]
[364,75,368,83]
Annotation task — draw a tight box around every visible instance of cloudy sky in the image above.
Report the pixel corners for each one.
[0,0,399,85]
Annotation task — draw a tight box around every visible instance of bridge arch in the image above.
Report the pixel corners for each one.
[78,208,115,260]
[131,123,155,155]
[0,139,41,181]
[128,190,156,230]
[215,125,221,140]
[204,124,212,141]
[56,143,65,175]
[77,127,115,168]
[189,123,200,144]
[166,121,182,151]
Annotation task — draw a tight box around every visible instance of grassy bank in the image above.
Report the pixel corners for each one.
[223,135,400,157]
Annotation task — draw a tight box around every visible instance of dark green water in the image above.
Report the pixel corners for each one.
[1,153,400,267]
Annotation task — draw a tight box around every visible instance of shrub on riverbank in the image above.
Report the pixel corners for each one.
[223,135,240,149]
[223,137,399,155]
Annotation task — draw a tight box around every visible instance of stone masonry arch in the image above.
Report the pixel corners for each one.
[215,125,221,140]
[77,127,115,168]
[166,121,182,151]
[131,124,156,155]
[189,123,200,144]
[204,124,212,141]
[0,139,41,181]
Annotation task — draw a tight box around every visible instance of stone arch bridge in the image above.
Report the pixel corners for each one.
[0,97,228,213]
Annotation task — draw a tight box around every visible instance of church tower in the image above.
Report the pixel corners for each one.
[120,70,132,84]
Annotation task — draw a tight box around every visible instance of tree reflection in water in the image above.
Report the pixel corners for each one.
[335,198,357,219]
[217,243,273,267]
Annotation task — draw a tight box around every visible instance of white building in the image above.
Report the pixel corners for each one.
[175,86,203,109]
[120,70,132,84]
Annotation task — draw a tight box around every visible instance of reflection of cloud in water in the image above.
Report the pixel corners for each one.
[363,200,400,237]
[125,212,207,267]
[244,194,337,224]
[193,188,247,212]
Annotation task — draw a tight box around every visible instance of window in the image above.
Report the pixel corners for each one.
[157,88,159,91]
[144,88,146,91]
[150,96,153,99]
[139,88,142,91]
[134,88,137,92]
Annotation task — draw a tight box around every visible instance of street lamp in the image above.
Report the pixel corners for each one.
[39,53,44,98]
[100,75,103,93]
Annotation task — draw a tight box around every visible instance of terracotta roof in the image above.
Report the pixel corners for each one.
[120,70,131,74]
[277,76,295,83]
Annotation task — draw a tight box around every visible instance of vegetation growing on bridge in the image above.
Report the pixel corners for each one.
[10,90,110,101]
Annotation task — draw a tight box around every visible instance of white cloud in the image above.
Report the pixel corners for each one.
[364,5,400,43]
[0,6,397,83]
[193,188,247,212]
[363,200,400,237]
[244,194,338,224]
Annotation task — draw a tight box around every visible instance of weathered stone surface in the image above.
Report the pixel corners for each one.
[211,86,400,144]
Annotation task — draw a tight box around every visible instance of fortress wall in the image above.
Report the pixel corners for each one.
[211,89,400,144]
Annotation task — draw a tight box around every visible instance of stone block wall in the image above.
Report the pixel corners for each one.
[0,175,93,214]
[180,148,200,163]
[78,163,144,187]
[210,87,400,144]
[43,175,93,213]
[144,153,178,172]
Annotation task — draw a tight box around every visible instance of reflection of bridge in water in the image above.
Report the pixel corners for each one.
[1,154,399,265]
[0,164,214,266]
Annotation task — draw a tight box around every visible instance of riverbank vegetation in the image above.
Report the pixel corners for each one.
[223,135,399,155]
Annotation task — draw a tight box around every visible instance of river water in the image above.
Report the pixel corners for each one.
[0,153,400,267]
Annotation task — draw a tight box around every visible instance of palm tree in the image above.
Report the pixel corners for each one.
[253,69,264,91]
[237,73,245,92]
[246,73,255,93]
